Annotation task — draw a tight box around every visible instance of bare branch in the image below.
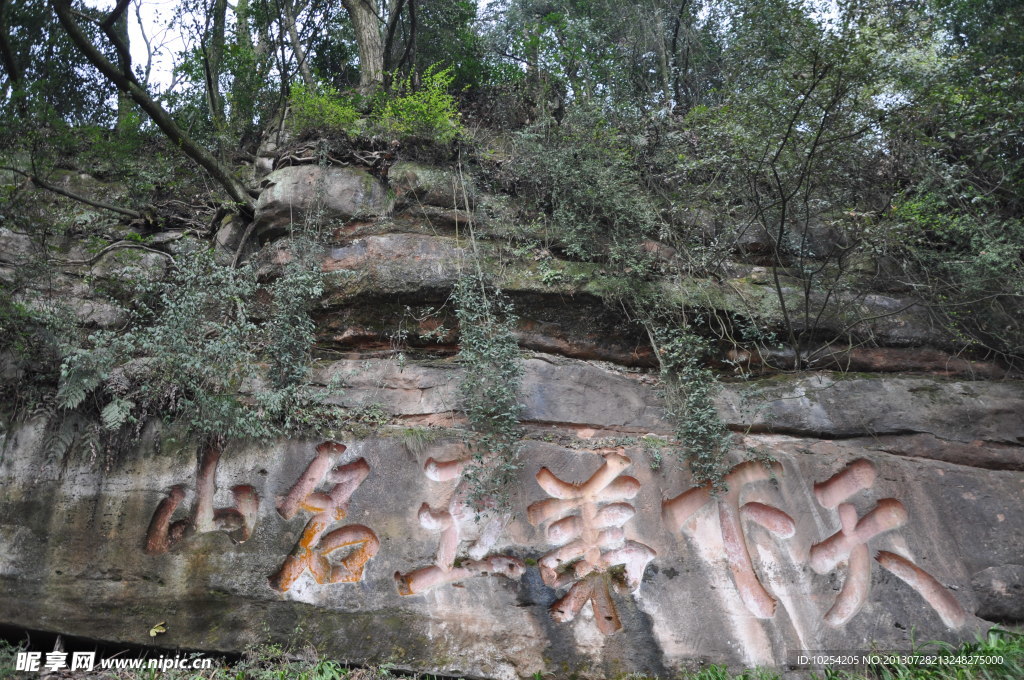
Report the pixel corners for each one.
[59,240,175,267]
[134,0,153,87]
[1,165,143,219]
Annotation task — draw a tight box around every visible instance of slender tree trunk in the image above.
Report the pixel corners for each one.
[204,0,228,133]
[342,0,384,94]
[0,0,22,100]
[112,6,133,131]
[283,0,314,88]
[383,0,406,72]
[650,9,672,110]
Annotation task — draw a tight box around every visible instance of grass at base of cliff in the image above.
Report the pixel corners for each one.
[1,629,1021,680]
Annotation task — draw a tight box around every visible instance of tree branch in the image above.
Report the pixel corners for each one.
[134,0,153,87]
[1,165,143,219]
[59,240,175,267]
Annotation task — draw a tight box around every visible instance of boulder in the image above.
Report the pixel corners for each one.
[0,227,36,266]
[254,166,393,242]
[390,162,477,210]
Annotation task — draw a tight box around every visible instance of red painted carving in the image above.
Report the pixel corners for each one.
[527,450,656,635]
[663,461,794,619]
[269,442,379,592]
[144,440,259,554]
[394,457,525,595]
[810,459,966,628]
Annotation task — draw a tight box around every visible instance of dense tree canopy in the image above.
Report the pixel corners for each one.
[1,0,1021,463]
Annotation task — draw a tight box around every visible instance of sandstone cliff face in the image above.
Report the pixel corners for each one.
[1,158,1022,678]
[1,366,1022,678]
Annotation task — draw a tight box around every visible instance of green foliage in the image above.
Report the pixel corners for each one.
[650,324,732,490]
[415,0,489,92]
[504,108,661,262]
[55,242,334,442]
[288,82,361,136]
[267,256,326,388]
[288,66,463,143]
[0,284,76,408]
[0,2,115,127]
[57,244,263,438]
[0,287,68,371]
[375,65,463,143]
[878,0,1024,360]
[0,639,23,680]
[453,275,523,509]
[824,629,1024,680]
[893,192,1024,357]
[483,0,720,114]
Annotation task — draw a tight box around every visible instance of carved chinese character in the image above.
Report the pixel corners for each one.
[527,450,656,635]
[395,457,525,595]
[662,461,794,619]
[810,458,966,628]
[270,442,379,592]
[145,440,259,554]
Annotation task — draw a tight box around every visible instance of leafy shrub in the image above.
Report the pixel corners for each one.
[289,82,361,136]
[650,324,732,490]
[287,67,463,144]
[504,107,661,262]
[57,244,265,437]
[893,192,1024,359]
[266,256,325,388]
[374,65,462,143]
[56,242,334,441]
[453,275,522,508]
[0,285,72,378]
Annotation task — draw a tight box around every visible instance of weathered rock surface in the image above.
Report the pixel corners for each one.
[316,355,1024,451]
[306,231,955,353]
[717,373,1024,445]
[2,358,1022,677]
[726,345,1014,379]
[0,230,168,329]
[390,161,477,210]
[254,166,394,241]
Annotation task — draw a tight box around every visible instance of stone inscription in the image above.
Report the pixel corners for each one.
[144,440,259,554]
[527,450,656,635]
[269,442,379,592]
[810,459,967,628]
[662,461,794,619]
[142,444,971,634]
[395,457,525,595]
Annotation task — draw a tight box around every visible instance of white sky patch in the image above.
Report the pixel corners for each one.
[83,0,187,92]
[128,0,186,91]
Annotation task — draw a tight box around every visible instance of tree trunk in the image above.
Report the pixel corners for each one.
[204,0,228,130]
[0,0,22,100]
[112,6,133,131]
[283,0,314,88]
[341,0,384,94]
